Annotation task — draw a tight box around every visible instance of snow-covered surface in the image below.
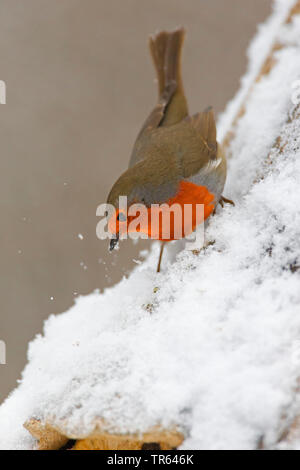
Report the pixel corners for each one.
[218,0,297,143]
[1,0,300,450]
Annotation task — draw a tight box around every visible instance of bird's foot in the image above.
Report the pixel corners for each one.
[219,195,235,208]
[213,196,235,214]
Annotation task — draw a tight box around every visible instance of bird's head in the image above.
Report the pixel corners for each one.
[106,156,180,250]
[106,164,150,251]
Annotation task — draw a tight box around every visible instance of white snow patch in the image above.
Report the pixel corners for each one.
[218,0,298,142]
[1,0,300,450]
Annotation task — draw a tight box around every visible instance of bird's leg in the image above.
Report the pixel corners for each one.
[157,242,166,273]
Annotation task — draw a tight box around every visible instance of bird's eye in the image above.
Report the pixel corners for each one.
[117,212,127,222]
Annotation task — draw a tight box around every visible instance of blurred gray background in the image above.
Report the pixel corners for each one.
[0,0,271,403]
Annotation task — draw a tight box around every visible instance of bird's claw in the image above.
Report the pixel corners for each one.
[219,196,235,207]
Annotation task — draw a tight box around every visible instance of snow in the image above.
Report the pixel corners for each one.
[218,0,297,143]
[1,0,300,450]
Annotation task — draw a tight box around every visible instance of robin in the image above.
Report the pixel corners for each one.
[106,28,233,272]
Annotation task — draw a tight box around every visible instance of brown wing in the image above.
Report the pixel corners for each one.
[128,82,177,168]
[180,107,219,177]
[128,107,218,179]
[184,107,217,155]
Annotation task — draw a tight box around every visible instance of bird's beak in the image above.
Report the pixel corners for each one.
[109,233,119,251]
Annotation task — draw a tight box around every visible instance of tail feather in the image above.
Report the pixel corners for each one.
[149,28,185,97]
[149,28,188,125]
[149,31,168,96]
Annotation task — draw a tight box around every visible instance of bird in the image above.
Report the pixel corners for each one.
[106,27,233,272]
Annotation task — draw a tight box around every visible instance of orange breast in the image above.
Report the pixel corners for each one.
[111,181,215,242]
[126,180,215,242]
[157,180,215,241]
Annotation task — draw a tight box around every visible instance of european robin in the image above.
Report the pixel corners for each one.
[107,28,233,272]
